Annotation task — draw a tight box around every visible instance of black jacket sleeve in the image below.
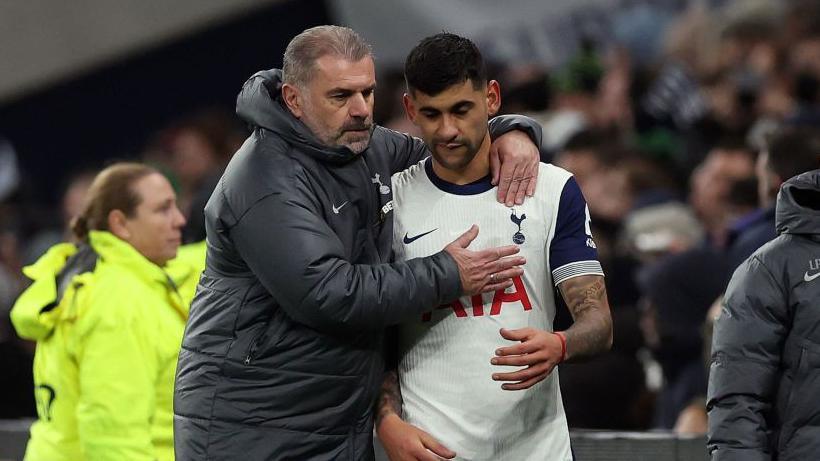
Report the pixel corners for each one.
[229,182,462,333]
[488,113,544,151]
[386,114,546,174]
[707,255,788,461]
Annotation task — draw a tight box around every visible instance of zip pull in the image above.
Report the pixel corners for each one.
[244,331,267,365]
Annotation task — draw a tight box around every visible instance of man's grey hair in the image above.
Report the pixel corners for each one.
[283,25,372,88]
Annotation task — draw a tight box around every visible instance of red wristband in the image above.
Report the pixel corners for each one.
[554,331,567,363]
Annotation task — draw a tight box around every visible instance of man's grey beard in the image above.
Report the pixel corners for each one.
[337,123,375,154]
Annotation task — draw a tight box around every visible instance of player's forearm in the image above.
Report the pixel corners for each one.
[558,275,613,361]
[375,371,403,428]
[561,309,612,361]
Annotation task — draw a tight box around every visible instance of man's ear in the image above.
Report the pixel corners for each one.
[402,93,418,123]
[108,209,131,241]
[487,80,501,116]
[282,83,303,118]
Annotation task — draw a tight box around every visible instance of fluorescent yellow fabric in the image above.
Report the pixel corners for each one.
[165,239,206,312]
[10,231,193,461]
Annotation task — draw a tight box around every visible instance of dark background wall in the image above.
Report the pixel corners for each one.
[0,0,329,207]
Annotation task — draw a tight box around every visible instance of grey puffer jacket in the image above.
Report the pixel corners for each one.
[708,169,820,461]
[173,69,542,461]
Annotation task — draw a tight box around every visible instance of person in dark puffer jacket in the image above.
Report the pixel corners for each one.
[708,168,820,461]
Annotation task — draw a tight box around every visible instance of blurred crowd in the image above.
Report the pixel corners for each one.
[2,0,820,435]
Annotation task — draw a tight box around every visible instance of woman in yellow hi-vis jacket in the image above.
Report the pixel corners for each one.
[10,162,202,461]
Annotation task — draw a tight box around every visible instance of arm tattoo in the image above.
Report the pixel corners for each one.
[375,371,402,427]
[557,275,613,361]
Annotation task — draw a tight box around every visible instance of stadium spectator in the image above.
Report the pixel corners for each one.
[554,139,669,431]
[142,110,244,243]
[22,170,96,265]
[726,127,820,273]
[688,137,757,247]
[634,137,755,430]
[638,246,728,431]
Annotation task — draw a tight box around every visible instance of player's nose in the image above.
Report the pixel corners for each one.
[437,115,458,139]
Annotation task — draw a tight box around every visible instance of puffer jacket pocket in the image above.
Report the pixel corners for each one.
[231,307,289,366]
[779,340,820,454]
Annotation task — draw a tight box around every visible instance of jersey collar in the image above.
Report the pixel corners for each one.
[424,157,494,195]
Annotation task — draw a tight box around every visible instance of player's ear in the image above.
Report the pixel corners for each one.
[402,92,418,123]
[282,83,303,118]
[487,80,501,116]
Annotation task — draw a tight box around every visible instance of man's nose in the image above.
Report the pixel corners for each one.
[348,93,370,118]
[438,115,458,139]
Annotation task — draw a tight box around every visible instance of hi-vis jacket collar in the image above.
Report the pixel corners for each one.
[11,231,183,341]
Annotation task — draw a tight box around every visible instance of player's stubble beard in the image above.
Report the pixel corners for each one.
[432,130,489,174]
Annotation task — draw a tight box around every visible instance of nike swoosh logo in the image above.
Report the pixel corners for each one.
[403,229,437,244]
[332,201,348,214]
[805,271,820,282]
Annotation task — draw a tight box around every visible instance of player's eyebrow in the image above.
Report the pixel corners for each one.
[449,100,474,112]
[418,100,474,114]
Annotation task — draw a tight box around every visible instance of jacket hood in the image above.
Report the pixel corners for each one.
[236,69,362,164]
[776,169,820,236]
[10,243,80,340]
[10,231,177,341]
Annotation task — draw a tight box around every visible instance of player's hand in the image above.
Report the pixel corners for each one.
[377,413,456,461]
[491,327,563,390]
[444,225,525,296]
[490,130,539,206]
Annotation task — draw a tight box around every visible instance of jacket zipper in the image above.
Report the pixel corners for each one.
[66,281,84,319]
[357,156,384,263]
[244,330,267,365]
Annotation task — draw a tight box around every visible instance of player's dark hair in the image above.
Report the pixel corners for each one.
[404,33,487,96]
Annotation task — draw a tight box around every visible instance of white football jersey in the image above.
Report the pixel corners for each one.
[390,159,603,461]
